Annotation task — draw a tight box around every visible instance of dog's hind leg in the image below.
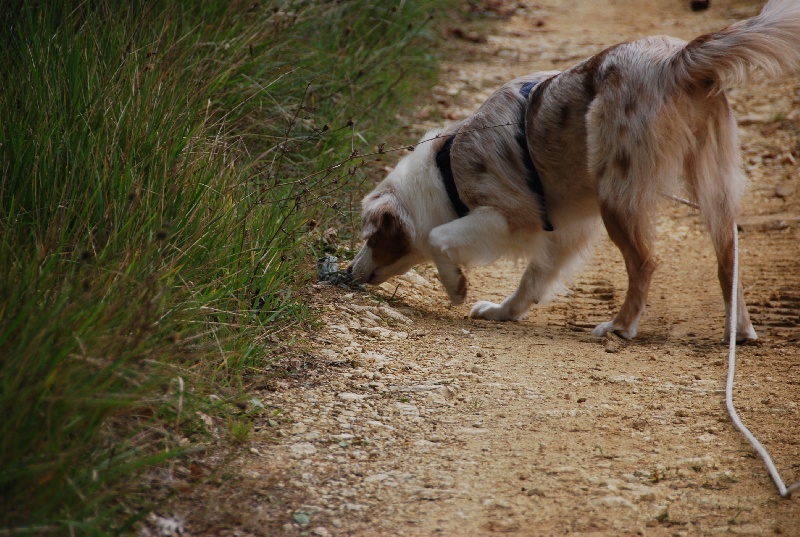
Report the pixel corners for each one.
[428,207,512,305]
[686,131,757,343]
[592,205,657,340]
[709,215,758,343]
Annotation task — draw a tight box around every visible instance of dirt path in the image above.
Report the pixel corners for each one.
[160,1,800,536]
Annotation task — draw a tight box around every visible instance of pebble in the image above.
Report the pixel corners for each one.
[366,420,395,430]
[775,182,796,198]
[590,496,637,510]
[394,402,420,417]
[337,392,370,401]
[290,443,317,456]
[604,335,620,353]
[379,305,412,324]
[436,386,457,400]
[364,473,389,483]
[293,512,310,525]
[291,422,309,435]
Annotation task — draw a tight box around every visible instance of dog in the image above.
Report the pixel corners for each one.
[347,0,800,342]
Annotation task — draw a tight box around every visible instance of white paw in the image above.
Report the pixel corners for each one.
[592,321,635,340]
[470,301,514,321]
[740,326,758,342]
[592,321,615,338]
[723,324,758,344]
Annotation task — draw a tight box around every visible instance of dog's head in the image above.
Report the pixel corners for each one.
[347,188,423,285]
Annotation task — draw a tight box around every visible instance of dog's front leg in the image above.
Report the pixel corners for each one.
[428,208,511,305]
[470,255,552,321]
[469,225,595,322]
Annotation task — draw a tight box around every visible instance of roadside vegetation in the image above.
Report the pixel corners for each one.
[0,0,449,532]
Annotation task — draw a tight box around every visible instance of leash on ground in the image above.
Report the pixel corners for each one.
[667,193,800,498]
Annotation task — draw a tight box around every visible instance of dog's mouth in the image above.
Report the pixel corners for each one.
[363,268,388,286]
[344,264,378,286]
[366,270,382,285]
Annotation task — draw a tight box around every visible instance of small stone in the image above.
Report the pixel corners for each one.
[290,442,317,456]
[379,305,412,324]
[775,182,796,198]
[291,422,308,435]
[293,512,310,525]
[394,402,420,417]
[366,419,395,430]
[196,411,214,428]
[312,528,331,537]
[604,334,621,353]
[435,385,457,400]
[590,495,636,509]
[364,473,389,483]
[337,392,369,401]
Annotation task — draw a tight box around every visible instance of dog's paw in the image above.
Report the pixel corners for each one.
[592,321,635,340]
[592,321,614,338]
[738,325,758,343]
[470,301,516,321]
[723,324,758,345]
[441,267,468,305]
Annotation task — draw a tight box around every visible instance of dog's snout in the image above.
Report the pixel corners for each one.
[346,264,353,275]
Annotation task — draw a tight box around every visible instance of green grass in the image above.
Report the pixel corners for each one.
[0,0,446,532]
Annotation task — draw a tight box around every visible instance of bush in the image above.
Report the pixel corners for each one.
[0,0,444,532]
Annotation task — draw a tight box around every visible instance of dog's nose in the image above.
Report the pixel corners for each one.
[345,265,353,276]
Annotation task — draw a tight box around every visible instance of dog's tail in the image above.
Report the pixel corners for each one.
[675,0,800,93]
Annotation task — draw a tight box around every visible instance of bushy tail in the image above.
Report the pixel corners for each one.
[677,0,800,92]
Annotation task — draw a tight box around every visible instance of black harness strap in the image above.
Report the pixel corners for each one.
[435,134,470,218]
[518,81,554,231]
[435,80,553,231]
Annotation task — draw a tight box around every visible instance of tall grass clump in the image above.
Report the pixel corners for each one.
[0,0,445,532]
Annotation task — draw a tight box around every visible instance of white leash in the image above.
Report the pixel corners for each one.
[726,222,800,498]
[666,194,799,497]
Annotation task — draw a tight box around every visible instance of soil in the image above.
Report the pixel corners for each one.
[148,1,800,535]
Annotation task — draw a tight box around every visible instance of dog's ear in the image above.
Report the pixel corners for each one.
[366,205,411,266]
[376,210,404,240]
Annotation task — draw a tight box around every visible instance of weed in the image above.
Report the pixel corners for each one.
[228,417,253,445]
[468,397,485,411]
[0,0,449,531]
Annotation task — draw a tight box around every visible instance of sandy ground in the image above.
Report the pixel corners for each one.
[151,1,800,535]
